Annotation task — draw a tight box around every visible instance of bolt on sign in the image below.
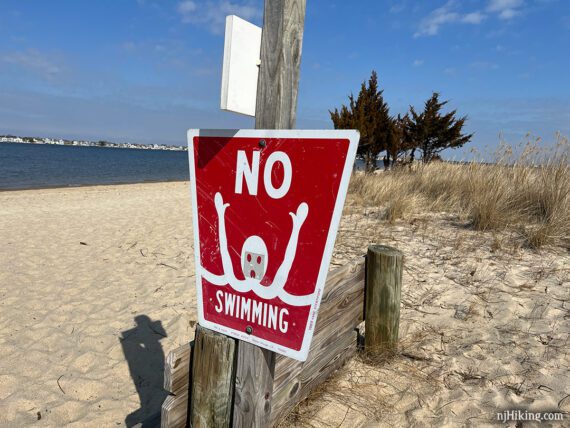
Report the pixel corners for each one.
[188,129,359,361]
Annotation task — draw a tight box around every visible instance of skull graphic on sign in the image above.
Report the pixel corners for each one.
[241,236,267,280]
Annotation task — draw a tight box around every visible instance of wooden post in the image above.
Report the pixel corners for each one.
[233,343,276,427]
[232,1,306,427]
[254,0,306,130]
[365,244,403,350]
[190,325,236,428]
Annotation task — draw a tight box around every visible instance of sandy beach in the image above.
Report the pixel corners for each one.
[1,182,568,427]
[0,183,196,426]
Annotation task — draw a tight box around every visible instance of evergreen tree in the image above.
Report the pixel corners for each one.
[330,71,393,172]
[386,113,415,167]
[406,93,472,163]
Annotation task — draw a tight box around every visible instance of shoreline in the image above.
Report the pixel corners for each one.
[0,137,187,152]
[0,178,190,192]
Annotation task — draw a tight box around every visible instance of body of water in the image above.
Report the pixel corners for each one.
[0,143,190,190]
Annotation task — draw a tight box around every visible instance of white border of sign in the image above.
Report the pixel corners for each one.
[187,129,359,361]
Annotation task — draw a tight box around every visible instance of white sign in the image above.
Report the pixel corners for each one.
[220,15,262,116]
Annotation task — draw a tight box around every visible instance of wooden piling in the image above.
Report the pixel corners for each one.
[365,244,403,351]
[254,0,306,130]
[233,342,275,427]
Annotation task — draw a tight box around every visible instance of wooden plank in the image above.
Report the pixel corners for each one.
[274,258,364,375]
[270,329,358,426]
[233,342,276,427]
[365,245,403,350]
[271,258,365,426]
[302,258,365,349]
[255,0,307,129]
[163,342,193,396]
[190,325,236,428]
[161,391,189,428]
[161,342,193,427]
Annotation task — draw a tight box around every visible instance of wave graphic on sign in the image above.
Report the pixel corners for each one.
[199,192,314,307]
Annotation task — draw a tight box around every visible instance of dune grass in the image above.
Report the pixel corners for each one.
[348,135,570,249]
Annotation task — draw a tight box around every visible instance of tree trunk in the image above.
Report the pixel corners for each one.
[365,151,376,173]
[409,148,415,164]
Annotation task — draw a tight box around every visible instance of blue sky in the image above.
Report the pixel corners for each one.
[1,0,569,157]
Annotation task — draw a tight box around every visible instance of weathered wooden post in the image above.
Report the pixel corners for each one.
[254,0,306,130]
[365,244,403,351]
[233,1,306,426]
[191,325,236,427]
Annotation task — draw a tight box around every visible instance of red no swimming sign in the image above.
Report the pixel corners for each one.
[187,129,359,361]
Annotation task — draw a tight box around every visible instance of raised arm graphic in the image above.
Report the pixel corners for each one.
[271,202,308,292]
[199,192,315,306]
[213,192,251,293]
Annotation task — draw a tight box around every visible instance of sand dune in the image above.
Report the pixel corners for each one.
[0,182,568,427]
[287,204,570,427]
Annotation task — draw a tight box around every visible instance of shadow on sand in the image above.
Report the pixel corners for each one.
[121,315,168,427]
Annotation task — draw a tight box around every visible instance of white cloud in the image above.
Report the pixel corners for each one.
[415,1,459,37]
[488,0,523,11]
[415,1,485,37]
[2,49,61,77]
[178,1,197,14]
[415,0,524,36]
[487,0,524,20]
[462,11,486,24]
[498,8,519,19]
[177,0,261,34]
[413,59,424,66]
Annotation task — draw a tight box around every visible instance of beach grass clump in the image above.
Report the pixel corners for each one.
[348,135,570,248]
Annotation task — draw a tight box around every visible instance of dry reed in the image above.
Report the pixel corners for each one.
[348,135,569,248]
